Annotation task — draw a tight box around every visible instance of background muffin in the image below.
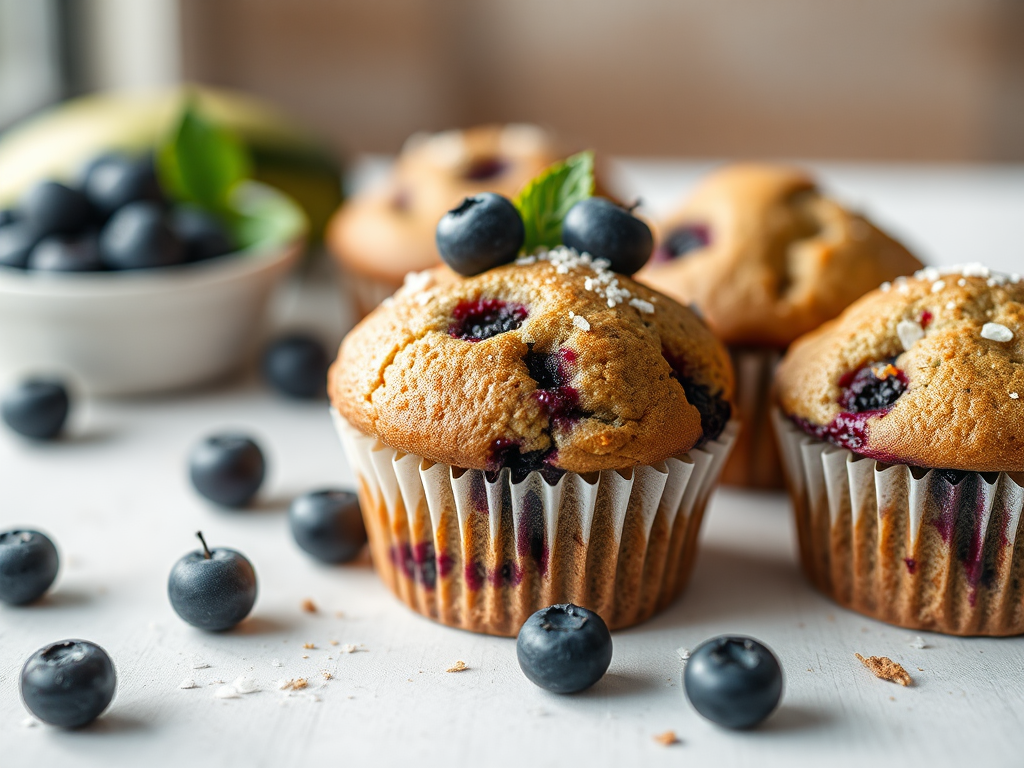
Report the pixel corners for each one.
[774,265,1024,635]
[326,124,558,316]
[330,251,738,635]
[638,163,923,488]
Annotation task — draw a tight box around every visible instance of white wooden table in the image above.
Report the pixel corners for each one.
[2,160,1023,768]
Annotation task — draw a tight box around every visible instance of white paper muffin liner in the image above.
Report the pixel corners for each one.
[720,346,784,488]
[774,409,1024,636]
[343,271,402,319]
[334,411,738,636]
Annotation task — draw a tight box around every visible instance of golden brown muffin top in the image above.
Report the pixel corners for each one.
[637,163,923,348]
[327,125,558,282]
[330,249,735,475]
[776,266,1024,472]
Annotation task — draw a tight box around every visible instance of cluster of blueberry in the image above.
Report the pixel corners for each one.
[515,604,783,729]
[0,154,233,272]
[435,192,654,277]
[0,330,353,728]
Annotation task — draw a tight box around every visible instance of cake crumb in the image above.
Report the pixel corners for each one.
[676,647,691,662]
[303,643,316,649]
[909,636,927,649]
[339,643,362,654]
[301,598,317,613]
[856,653,912,686]
[301,655,309,659]
[278,678,308,691]
[191,658,211,670]
[178,678,198,690]
[329,640,340,646]
[446,660,468,673]
[653,730,680,746]
[322,670,333,680]
[334,611,345,619]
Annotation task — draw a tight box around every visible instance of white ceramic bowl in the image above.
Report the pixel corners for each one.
[0,184,306,396]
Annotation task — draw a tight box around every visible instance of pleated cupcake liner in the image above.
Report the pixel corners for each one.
[774,409,1024,636]
[719,346,784,489]
[334,411,738,636]
[342,270,402,319]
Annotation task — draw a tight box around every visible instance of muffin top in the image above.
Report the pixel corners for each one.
[330,248,734,475]
[776,265,1024,473]
[637,163,923,348]
[327,125,558,281]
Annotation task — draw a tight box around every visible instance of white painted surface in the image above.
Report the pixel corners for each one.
[2,161,1023,768]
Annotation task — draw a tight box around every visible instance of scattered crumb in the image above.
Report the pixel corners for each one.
[301,598,317,613]
[653,730,680,746]
[214,686,240,699]
[826,614,836,622]
[856,654,912,686]
[207,679,225,685]
[339,644,362,654]
[675,647,691,662]
[889,696,896,701]
[231,676,260,694]
[191,659,211,670]
[334,611,344,619]
[918,668,924,672]
[278,678,308,691]
[271,659,283,668]
[322,671,333,680]
[178,678,198,690]
[329,640,339,646]
[301,655,309,659]
[909,636,928,649]
[21,717,37,728]
[446,660,468,673]
[302,643,316,649]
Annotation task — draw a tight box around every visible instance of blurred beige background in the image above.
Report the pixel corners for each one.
[177,0,1024,160]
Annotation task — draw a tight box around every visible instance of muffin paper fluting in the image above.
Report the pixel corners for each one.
[343,271,401,319]
[774,410,1024,636]
[335,411,737,636]
[720,347,784,489]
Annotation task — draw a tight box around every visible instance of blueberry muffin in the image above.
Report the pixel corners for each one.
[638,163,923,488]
[330,250,738,635]
[774,265,1024,635]
[327,125,559,316]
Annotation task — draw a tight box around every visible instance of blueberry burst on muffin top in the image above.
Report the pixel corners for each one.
[777,264,1024,472]
[330,152,734,477]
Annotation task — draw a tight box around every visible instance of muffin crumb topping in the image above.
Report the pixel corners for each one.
[855,653,912,686]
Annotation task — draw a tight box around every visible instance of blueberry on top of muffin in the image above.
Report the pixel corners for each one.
[776,265,1024,472]
[638,163,923,348]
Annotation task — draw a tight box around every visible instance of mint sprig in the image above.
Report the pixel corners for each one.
[157,99,252,212]
[513,150,594,254]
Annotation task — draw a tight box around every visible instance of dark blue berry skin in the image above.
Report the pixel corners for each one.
[289,490,366,563]
[436,193,524,276]
[171,205,234,262]
[1,379,70,440]
[261,334,329,399]
[683,635,783,729]
[18,181,94,237]
[188,433,266,508]
[28,233,104,272]
[0,223,39,269]
[82,153,162,216]
[0,530,59,605]
[21,640,116,728]
[561,198,653,275]
[516,603,612,693]
[168,535,257,631]
[0,208,15,227]
[99,201,185,270]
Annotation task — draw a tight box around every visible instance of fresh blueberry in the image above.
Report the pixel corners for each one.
[0,223,39,269]
[0,530,59,605]
[168,531,257,631]
[683,635,783,729]
[21,640,116,728]
[516,603,612,693]
[1,379,70,440]
[261,334,329,399]
[18,181,94,237]
[188,433,266,508]
[99,201,185,270]
[170,205,234,262]
[289,490,367,563]
[28,233,104,272]
[839,363,907,413]
[561,197,653,275]
[82,153,162,216]
[449,298,527,341]
[653,223,711,263]
[436,193,524,276]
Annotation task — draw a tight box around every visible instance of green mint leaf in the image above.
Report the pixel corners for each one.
[227,180,308,251]
[157,99,252,211]
[513,150,594,253]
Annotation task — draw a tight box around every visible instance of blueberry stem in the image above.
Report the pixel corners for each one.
[625,198,642,213]
[196,530,212,560]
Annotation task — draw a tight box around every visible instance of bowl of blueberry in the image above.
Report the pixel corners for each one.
[0,103,307,396]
